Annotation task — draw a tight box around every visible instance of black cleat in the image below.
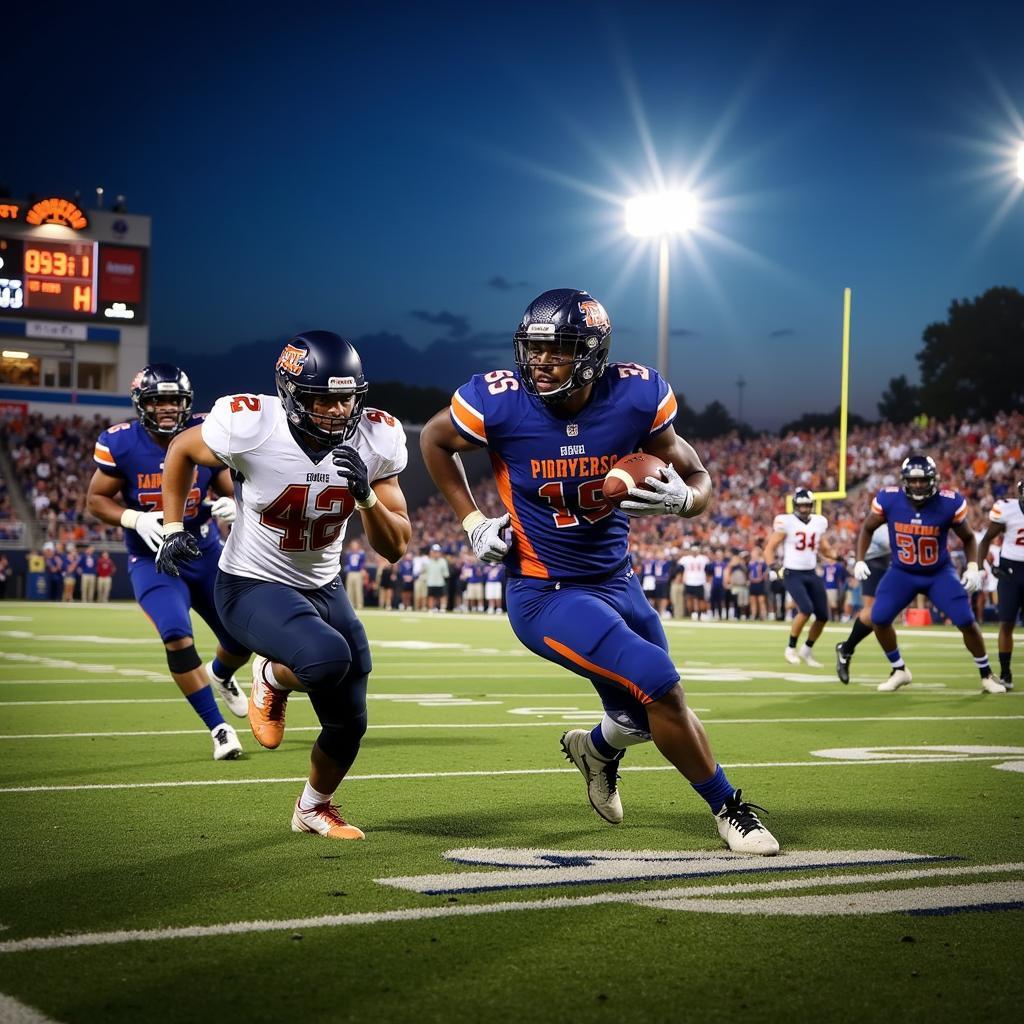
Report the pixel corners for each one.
[834,642,851,685]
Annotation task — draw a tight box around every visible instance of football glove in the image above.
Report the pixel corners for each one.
[206,496,237,523]
[853,560,871,581]
[991,562,1009,580]
[619,463,694,518]
[961,561,984,593]
[120,508,165,553]
[332,446,372,505]
[155,529,201,577]
[464,511,511,564]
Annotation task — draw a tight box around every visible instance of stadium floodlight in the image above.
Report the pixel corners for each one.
[1017,142,1024,181]
[2,350,29,359]
[625,191,699,380]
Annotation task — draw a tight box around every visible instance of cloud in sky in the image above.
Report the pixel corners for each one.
[769,328,795,338]
[409,309,471,338]
[487,275,530,291]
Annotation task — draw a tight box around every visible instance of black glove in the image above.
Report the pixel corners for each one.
[991,563,1009,580]
[156,531,201,577]
[332,446,371,503]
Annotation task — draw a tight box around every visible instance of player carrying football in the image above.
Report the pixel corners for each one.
[852,454,1004,693]
[156,332,411,839]
[420,288,779,855]
[86,364,251,761]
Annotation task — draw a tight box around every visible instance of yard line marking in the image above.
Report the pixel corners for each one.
[0,861,1020,954]
[0,992,64,1022]
[2,714,1020,742]
[2,754,1021,794]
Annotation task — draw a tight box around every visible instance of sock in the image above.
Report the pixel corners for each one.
[974,655,991,678]
[262,660,289,692]
[691,764,735,813]
[589,724,621,760]
[787,635,798,649]
[186,685,225,730]
[803,638,816,650]
[210,656,232,681]
[298,782,334,812]
[884,648,905,670]
[844,618,873,654]
[998,651,1012,678]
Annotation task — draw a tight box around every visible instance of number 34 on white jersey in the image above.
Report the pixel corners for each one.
[773,512,829,571]
[201,394,407,588]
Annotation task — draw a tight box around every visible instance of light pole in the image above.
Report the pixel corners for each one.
[625,190,698,381]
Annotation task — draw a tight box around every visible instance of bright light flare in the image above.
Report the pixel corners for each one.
[624,190,699,237]
[1017,142,1024,180]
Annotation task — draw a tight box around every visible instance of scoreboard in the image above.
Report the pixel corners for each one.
[0,236,147,324]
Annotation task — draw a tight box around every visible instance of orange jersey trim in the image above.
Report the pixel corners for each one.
[450,391,487,444]
[543,636,651,705]
[649,391,678,434]
[93,443,117,467]
[490,451,548,579]
[953,499,968,523]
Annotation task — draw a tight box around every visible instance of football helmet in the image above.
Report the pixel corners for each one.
[900,454,938,504]
[1017,480,1024,515]
[793,488,815,522]
[513,288,612,404]
[130,364,193,436]
[275,331,368,444]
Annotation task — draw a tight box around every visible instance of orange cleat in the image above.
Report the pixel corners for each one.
[248,655,289,749]
[291,799,365,840]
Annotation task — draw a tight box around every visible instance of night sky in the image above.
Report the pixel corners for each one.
[5,2,1022,427]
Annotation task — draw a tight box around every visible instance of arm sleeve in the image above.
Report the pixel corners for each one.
[870,491,887,518]
[988,502,1004,524]
[449,378,488,446]
[648,373,678,436]
[772,514,788,533]
[201,394,273,470]
[952,497,968,524]
[93,425,130,475]
[378,417,409,479]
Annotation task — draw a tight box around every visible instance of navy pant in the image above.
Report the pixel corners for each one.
[783,568,828,620]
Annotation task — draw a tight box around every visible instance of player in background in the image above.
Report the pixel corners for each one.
[834,522,890,684]
[484,562,505,613]
[420,287,778,855]
[764,489,840,666]
[852,455,1004,694]
[86,364,250,760]
[157,332,411,839]
[679,544,709,620]
[747,546,768,620]
[822,558,847,622]
[708,548,729,620]
[977,480,1024,690]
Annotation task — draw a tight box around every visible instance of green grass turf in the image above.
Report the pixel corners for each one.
[0,601,1022,1023]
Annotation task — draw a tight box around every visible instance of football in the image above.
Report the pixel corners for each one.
[602,452,669,506]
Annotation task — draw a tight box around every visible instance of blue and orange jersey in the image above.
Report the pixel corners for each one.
[822,561,846,588]
[748,559,767,584]
[449,363,678,579]
[871,486,968,576]
[93,417,219,559]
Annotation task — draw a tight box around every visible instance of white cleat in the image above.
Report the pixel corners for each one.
[291,798,365,840]
[798,647,822,667]
[981,676,1008,695]
[715,790,779,855]
[560,729,623,824]
[205,661,247,717]
[877,667,913,692]
[784,647,801,665]
[211,723,243,760]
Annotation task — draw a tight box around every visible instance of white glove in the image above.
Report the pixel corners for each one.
[207,496,237,523]
[961,561,984,593]
[463,511,511,564]
[121,508,165,553]
[853,560,871,581]
[619,463,694,518]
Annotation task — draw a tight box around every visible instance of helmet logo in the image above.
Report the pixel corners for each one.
[526,323,555,336]
[276,344,308,376]
[579,300,609,329]
[130,370,145,390]
[328,376,356,391]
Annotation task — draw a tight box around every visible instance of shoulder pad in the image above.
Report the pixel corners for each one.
[202,393,278,458]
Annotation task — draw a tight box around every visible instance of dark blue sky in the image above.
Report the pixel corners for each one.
[6,2,1023,427]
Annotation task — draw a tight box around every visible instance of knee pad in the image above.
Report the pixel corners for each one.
[294,638,353,691]
[315,710,368,768]
[601,711,652,747]
[166,644,203,675]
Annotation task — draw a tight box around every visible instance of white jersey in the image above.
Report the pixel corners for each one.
[864,523,891,561]
[773,512,828,571]
[201,395,407,588]
[990,498,1024,563]
[679,554,709,586]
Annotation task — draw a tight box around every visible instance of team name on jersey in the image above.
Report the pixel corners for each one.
[530,454,618,480]
[306,472,330,483]
[560,444,586,456]
[893,522,940,537]
[135,468,198,490]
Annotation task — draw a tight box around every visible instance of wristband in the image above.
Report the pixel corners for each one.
[355,491,378,510]
[966,561,979,574]
[163,522,185,535]
[462,510,486,533]
[120,509,140,530]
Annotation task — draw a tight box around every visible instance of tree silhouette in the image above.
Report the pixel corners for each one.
[877,374,920,423]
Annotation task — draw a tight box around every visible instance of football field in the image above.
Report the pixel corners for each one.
[1,601,1022,1024]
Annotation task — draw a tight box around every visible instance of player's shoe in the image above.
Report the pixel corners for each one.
[211,723,242,761]
[999,674,1013,692]
[784,647,801,665]
[560,729,623,824]
[981,675,1007,695]
[205,661,247,718]
[877,667,913,692]
[798,646,822,667]
[249,655,289,749]
[834,642,851,684]
[715,789,779,856]
[291,798,365,840]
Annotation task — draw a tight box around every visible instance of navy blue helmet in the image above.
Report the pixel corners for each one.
[513,288,612,404]
[130,363,193,436]
[275,331,368,444]
[900,454,938,504]
[793,488,815,522]
[1017,480,1023,515]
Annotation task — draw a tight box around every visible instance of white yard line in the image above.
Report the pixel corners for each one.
[0,993,64,1022]
[0,861,1020,955]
